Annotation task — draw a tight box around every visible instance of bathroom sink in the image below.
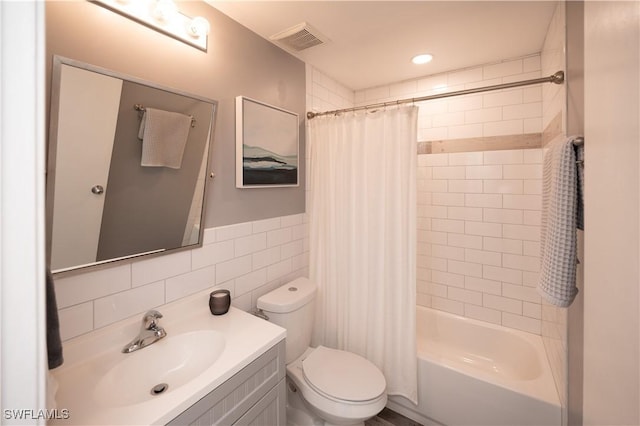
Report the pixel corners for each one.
[94,330,225,407]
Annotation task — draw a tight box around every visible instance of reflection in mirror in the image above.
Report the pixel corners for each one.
[47,56,217,274]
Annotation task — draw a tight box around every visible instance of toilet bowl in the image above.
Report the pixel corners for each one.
[286,346,387,425]
[257,278,387,426]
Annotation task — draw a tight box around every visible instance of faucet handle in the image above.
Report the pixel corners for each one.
[143,310,163,329]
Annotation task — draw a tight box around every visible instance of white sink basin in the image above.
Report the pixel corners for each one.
[93,330,225,407]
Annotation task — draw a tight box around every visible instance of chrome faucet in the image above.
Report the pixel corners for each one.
[122,310,167,353]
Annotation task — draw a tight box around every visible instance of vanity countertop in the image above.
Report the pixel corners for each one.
[50,288,286,425]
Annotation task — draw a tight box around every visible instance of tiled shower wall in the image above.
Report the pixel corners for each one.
[353,55,546,333]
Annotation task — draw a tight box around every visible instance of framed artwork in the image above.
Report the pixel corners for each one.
[235,96,299,188]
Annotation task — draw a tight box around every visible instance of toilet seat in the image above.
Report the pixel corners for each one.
[302,346,386,402]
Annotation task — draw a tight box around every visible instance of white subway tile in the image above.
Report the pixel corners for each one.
[448,233,483,250]
[419,179,448,192]
[390,80,418,96]
[215,222,253,241]
[433,166,466,179]
[417,218,431,231]
[523,302,542,319]
[59,302,93,341]
[417,75,449,93]
[432,192,465,206]
[447,206,483,221]
[449,180,483,193]
[503,194,542,210]
[424,256,448,272]
[216,255,252,284]
[465,194,502,208]
[523,118,543,133]
[448,67,484,86]
[419,153,448,166]
[416,293,432,308]
[503,165,543,179]
[364,85,390,101]
[523,149,544,164]
[483,208,523,225]
[465,276,502,295]
[483,150,524,165]
[419,205,447,219]
[523,241,541,257]
[465,304,502,324]
[448,260,483,278]
[231,292,252,312]
[94,281,165,329]
[503,254,541,272]
[447,123,484,140]
[483,59,523,79]
[502,312,541,334]
[483,294,522,314]
[502,102,542,120]
[523,55,541,72]
[432,297,464,315]
[166,266,216,302]
[417,192,433,206]
[465,107,502,124]
[483,265,523,285]
[483,89,523,108]
[432,219,465,233]
[523,271,540,288]
[483,237,523,255]
[484,119,523,137]
[465,248,502,266]
[281,239,304,259]
[202,228,216,245]
[426,282,447,297]
[417,267,432,282]
[55,264,131,308]
[465,221,502,237]
[448,95,483,113]
[267,259,293,282]
[291,253,310,271]
[267,227,293,248]
[292,224,306,240]
[417,242,432,256]
[524,210,542,226]
[191,239,235,270]
[448,152,484,166]
[503,224,541,242]
[432,244,465,261]
[235,268,267,296]
[252,247,281,270]
[281,214,304,228]
[523,86,543,103]
[417,167,433,179]
[448,287,482,305]
[252,217,282,233]
[466,165,502,179]
[433,111,465,127]
[524,180,542,195]
[419,230,448,245]
[132,251,191,287]
[483,180,523,194]
[431,270,465,288]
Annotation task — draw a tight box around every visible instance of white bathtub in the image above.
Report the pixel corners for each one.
[387,307,561,426]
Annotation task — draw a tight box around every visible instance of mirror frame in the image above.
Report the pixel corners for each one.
[46,55,218,277]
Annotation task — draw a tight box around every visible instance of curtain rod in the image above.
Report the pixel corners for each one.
[306,71,565,120]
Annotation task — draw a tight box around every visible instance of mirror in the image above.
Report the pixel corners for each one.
[46,56,217,274]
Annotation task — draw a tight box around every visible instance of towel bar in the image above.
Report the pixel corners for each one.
[134,104,196,128]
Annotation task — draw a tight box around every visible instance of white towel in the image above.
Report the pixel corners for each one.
[138,108,191,169]
[538,136,583,307]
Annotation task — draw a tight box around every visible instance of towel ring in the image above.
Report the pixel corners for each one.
[134,104,196,128]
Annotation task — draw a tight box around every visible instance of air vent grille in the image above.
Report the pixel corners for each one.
[270,22,327,52]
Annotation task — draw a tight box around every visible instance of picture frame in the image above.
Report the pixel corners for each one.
[235,96,299,188]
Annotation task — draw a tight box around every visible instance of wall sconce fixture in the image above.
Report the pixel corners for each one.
[93,0,210,51]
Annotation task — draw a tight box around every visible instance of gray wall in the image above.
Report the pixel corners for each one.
[46,1,306,229]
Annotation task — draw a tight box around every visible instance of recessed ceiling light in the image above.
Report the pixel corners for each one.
[412,54,433,65]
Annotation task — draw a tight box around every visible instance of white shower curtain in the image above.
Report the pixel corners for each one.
[307,105,418,404]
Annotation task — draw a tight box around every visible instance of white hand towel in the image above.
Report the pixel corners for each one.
[538,136,583,307]
[138,108,191,169]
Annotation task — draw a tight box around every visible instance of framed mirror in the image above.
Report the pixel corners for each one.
[46,56,217,275]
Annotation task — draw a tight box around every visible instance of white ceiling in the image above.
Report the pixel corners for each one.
[207,1,557,91]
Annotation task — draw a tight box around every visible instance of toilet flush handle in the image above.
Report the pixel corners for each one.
[252,309,269,321]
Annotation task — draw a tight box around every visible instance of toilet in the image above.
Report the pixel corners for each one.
[257,277,387,426]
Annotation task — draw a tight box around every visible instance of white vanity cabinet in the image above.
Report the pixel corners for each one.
[167,340,286,426]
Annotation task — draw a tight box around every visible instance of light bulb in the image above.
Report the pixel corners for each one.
[187,16,210,38]
[152,0,178,23]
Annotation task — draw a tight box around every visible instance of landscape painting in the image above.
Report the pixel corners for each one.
[236,96,299,188]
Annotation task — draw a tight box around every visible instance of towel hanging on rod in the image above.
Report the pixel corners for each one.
[134,104,196,127]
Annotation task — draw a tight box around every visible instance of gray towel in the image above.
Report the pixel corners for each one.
[138,108,191,169]
[47,269,63,369]
[538,136,584,307]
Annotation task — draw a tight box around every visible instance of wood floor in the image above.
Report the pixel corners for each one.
[365,408,423,426]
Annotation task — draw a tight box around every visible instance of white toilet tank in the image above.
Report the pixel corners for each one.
[257,277,317,364]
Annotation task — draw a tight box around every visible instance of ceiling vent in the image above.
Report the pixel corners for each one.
[269,22,327,52]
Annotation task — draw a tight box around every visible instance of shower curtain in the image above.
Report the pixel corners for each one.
[307,105,418,404]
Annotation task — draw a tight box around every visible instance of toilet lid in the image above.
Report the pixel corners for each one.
[302,346,386,402]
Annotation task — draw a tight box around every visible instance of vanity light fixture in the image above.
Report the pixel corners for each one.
[412,53,433,65]
[93,0,210,52]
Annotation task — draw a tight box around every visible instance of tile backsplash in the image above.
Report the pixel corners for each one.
[55,214,309,341]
